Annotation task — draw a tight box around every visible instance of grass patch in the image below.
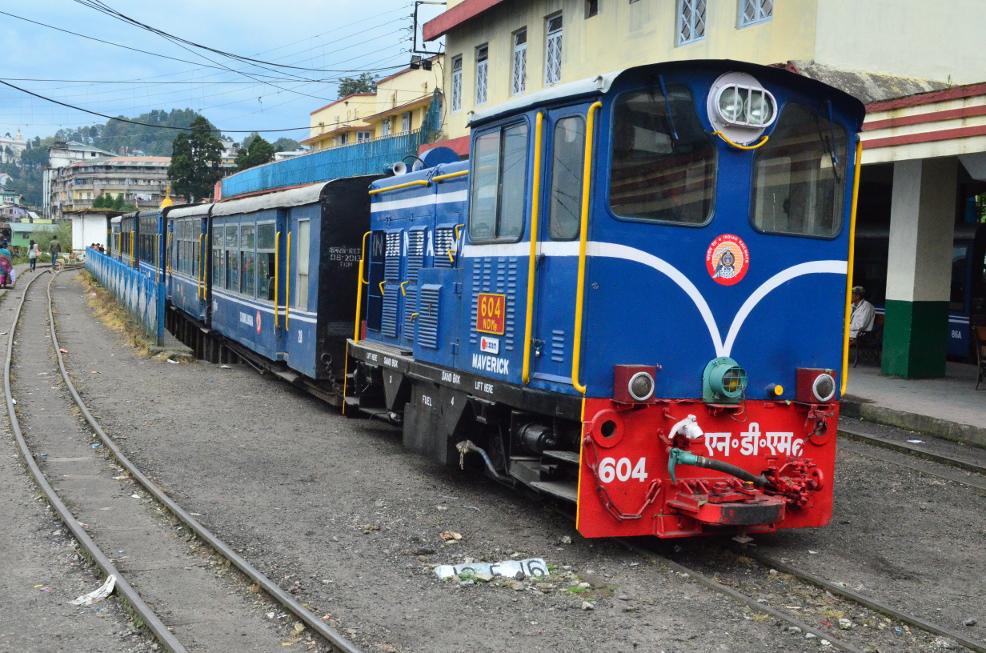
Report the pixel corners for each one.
[78,271,152,357]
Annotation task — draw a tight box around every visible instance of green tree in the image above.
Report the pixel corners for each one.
[272,137,300,152]
[235,134,275,171]
[111,193,125,210]
[93,194,105,209]
[337,72,376,98]
[168,117,223,202]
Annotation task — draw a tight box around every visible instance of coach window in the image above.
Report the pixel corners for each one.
[609,85,715,225]
[212,225,224,288]
[240,224,256,297]
[257,222,275,300]
[295,220,311,309]
[468,122,529,242]
[225,224,239,292]
[549,116,585,240]
[752,103,847,238]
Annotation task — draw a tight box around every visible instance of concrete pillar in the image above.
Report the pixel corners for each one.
[882,158,957,378]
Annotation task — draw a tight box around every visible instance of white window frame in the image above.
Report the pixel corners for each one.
[357,131,371,143]
[475,44,489,105]
[511,28,527,95]
[738,0,772,27]
[382,119,391,137]
[676,0,706,45]
[544,13,563,86]
[401,111,412,133]
[450,55,463,112]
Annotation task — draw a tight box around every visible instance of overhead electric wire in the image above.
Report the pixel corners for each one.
[72,0,407,74]
[0,9,408,82]
[0,77,433,136]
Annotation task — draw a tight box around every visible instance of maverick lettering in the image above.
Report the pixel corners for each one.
[471,353,509,375]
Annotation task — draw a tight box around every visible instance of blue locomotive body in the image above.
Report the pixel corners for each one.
[350,60,865,538]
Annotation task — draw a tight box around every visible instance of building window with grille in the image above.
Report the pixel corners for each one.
[738,0,772,26]
[544,13,563,86]
[451,55,463,112]
[401,111,412,133]
[475,44,489,105]
[357,131,371,143]
[382,119,392,137]
[511,29,527,95]
[676,0,706,45]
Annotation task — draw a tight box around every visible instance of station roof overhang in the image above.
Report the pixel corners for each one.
[861,82,986,174]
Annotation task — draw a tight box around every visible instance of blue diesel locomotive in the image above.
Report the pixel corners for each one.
[347,60,865,538]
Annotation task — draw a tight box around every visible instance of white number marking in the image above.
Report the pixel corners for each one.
[598,457,648,483]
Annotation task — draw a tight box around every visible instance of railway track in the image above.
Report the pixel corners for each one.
[839,423,986,488]
[5,268,362,653]
[620,537,986,653]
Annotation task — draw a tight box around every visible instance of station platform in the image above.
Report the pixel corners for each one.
[843,362,986,449]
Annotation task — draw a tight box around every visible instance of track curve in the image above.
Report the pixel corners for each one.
[48,268,364,653]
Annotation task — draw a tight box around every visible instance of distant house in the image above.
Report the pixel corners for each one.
[9,221,57,251]
[66,209,117,252]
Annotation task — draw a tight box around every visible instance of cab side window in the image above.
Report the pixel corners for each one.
[549,116,585,240]
[469,122,529,242]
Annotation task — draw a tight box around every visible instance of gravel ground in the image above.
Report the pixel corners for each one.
[0,269,152,653]
[56,272,818,653]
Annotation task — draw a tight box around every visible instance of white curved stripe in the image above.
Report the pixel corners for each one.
[722,260,847,356]
[586,242,725,355]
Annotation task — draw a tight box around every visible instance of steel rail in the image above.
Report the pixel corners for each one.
[2,270,188,653]
[839,426,986,476]
[846,444,986,493]
[617,539,865,653]
[744,549,986,653]
[48,269,363,653]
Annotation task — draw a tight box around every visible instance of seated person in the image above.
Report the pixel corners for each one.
[849,285,875,342]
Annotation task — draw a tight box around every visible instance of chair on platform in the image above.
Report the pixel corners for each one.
[852,314,884,367]
[974,325,986,390]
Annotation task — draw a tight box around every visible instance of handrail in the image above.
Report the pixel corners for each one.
[197,233,204,300]
[446,223,464,265]
[571,101,603,395]
[274,231,281,329]
[522,111,545,385]
[841,138,863,395]
[379,280,386,295]
[368,179,430,196]
[129,230,135,267]
[399,280,409,296]
[712,130,769,151]
[353,231,370,342]
[432,170,469,183]
[285,231,292,328]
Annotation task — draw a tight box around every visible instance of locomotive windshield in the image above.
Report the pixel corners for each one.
[609,84,716,225]
[752,103,848,237]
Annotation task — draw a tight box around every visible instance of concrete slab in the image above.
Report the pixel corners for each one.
[843,362,986,448]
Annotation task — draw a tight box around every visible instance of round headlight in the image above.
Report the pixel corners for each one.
[718,87,745,123]
[747,92,773,125]
[812,373,836,403]
[628,371,655,402]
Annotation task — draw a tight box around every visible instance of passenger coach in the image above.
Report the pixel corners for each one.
[347,60,865,539]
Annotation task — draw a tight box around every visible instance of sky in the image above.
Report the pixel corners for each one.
[0,0,442,142]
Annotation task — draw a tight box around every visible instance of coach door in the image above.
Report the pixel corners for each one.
[530,108,589,387]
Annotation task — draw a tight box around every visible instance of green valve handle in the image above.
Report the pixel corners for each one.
[667,447,768,487]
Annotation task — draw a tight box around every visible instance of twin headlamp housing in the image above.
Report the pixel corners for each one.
[708,72,778,145]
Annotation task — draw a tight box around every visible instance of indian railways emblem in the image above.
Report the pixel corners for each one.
[706,234,749,286]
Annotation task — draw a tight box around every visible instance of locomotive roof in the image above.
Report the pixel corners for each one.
[212,180,332,217]
[469,59,864,127]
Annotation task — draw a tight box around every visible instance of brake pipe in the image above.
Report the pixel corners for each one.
[667,448,768,487]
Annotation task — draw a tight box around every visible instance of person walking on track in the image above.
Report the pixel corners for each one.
[49,237,61,270]
[28,239,38,272]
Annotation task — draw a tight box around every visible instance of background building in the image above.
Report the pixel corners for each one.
[302,59,442,151]
[42,141,118,216]
[47,156,170,219]
[0,130,26,165]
